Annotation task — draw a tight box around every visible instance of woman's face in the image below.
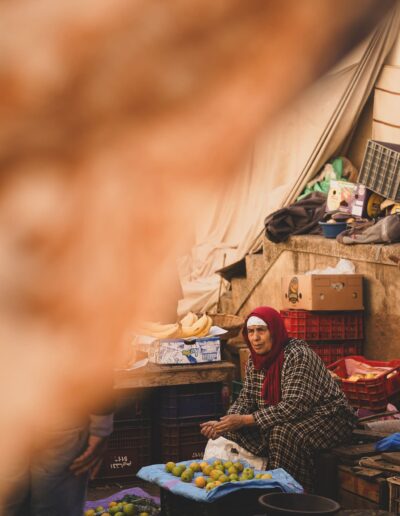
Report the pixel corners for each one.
[247,325,272,355]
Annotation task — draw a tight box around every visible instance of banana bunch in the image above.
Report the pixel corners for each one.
[178,312,213,338]
[137,321,180,339]
[137,312,213,339]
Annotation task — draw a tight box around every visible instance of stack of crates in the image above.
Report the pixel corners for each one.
[280,309,364,366]
[155,383,225,463]
[93,388,153,483]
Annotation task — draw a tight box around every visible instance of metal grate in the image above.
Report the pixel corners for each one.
[358,140,400,202]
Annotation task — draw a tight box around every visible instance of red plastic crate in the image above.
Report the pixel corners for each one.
[280,310,364,340]
[95,420,152,479]
[159,418,211,463]
[309,340,363,366]
[328,356,400,411]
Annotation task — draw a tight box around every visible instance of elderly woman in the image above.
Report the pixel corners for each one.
[200,306,356,492]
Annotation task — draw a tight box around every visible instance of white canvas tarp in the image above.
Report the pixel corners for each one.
[177,7,400,316]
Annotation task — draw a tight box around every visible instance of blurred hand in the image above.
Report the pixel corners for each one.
[70,435,109,478]
[200,420,220,440]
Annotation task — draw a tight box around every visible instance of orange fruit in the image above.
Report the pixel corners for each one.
[195,476,206,488]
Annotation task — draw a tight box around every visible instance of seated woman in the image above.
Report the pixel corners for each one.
[200,306,356,492]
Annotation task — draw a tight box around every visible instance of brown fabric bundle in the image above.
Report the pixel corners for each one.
[264,192,327,243]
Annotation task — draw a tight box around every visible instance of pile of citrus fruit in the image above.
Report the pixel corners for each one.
[164,459,272,491]
[84,493,160,516]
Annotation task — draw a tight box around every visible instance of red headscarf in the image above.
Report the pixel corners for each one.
[242,306,289,406]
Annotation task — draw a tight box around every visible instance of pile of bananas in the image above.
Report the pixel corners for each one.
[138,312,213,339]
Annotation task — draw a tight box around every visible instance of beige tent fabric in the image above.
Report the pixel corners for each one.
[177,6,400,316]
[372,32,400,143]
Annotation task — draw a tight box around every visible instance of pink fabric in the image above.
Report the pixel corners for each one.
[242,306,289,405]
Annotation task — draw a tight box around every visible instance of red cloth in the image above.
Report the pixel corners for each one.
[242,306,289,405]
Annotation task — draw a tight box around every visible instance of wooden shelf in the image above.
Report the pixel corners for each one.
[114,360,235,390]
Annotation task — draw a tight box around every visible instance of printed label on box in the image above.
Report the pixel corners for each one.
[327,180,357,214]
[148,337,221,364]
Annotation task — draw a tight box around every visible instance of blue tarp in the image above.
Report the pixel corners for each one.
[137,458,303,502]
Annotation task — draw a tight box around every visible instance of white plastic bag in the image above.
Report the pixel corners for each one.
[203,436,267,470]
[305,258,355,275]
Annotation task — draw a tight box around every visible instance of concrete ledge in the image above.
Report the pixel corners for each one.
[263,235,400,267]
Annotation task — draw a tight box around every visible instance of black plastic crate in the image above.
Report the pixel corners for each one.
[109,419,151,449]
[114,388,152,423]
[95,446,152,480]
[159,417,218,463]
[160,487,281,516]
[159,382,223,420]
[94,421,152,481]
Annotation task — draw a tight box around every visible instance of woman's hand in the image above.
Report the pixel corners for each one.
[199,420,220,440]
[214,414,251,433]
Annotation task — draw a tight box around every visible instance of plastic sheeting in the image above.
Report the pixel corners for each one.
[177,6,400,316]
[84,487,160,511]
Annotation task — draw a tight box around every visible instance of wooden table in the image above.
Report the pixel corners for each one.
[114,360,235,390]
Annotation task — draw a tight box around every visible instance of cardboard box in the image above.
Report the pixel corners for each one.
[148,336,221,364]
[239,348,250,381]
[281,274,363,311]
